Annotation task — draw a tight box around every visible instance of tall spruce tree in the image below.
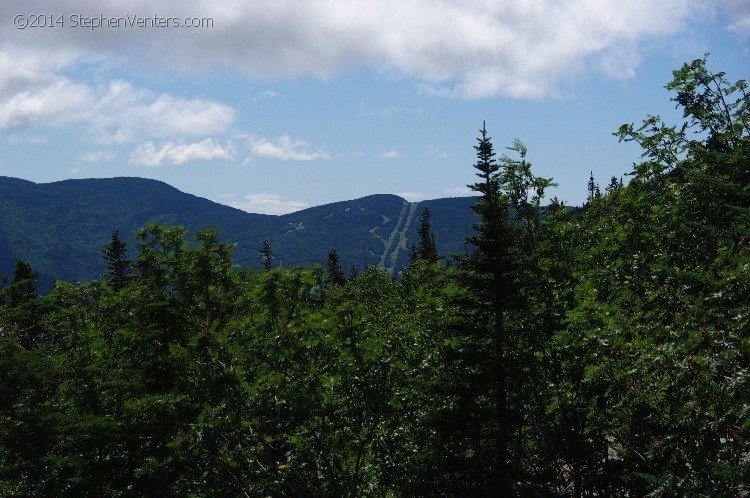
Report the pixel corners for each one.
[587,171,601,202]
[326,249,346,286]
[416,208,439,263]
[3,259,46,348]
[462,122,518,493]
[261,238,274,271]
[103,230,133,289]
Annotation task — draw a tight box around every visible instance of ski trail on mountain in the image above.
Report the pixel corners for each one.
[377,201,418,272]
[388,202,418,270]
[379,201,408,269]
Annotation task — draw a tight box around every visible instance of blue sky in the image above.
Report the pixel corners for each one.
[1,0,748,214]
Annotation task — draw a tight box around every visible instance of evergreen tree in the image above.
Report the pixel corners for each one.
[326,249,347,286]
[348,264,358,282]
[605,175,623,193]
[6,259,38,307]
[451,122,517,493]
[415,208,439,263]
[2,259,45,349]
[102,230,133,289]
[586,171,602,202]
[261,238,274,271]
[408,244,418,265]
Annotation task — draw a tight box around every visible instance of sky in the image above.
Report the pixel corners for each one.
[0,0,748,214]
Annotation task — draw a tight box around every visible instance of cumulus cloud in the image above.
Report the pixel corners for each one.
[444,186,473,196]
[719,0,750,34]
[0,48,77,97]
[251,90,279,103]
[247,135,330,161]
[95,86,235,141]
[130,138,234,166]
[0,52,234,138]
[0,77,91,130]
[359,104,422,118]
[397,191,428,202]
[0,0,709,99]
[380,149,401,159]
[227,193,310,215]
[80,149,116,162]
[7,133,48,144]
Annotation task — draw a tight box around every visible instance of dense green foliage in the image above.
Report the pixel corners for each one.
[0,58,748,496]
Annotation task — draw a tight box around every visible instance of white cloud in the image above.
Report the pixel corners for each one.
[251,90,279,103]
[426,146,449,158]
[397,191,428,201]
[87,81,235,143]
[247,134,330,161]
[130,139,234,166]
[730,17,750,33]
[444,186,473,196]
[227,193,310,215]
[359,104,422,118]
[7,133,47,144]
[106,89,234,139]
[0,52,234,139]
[0,48,77,97]
[80,149,116,162]
[380,149,401,159]
[0,0,709,99]
[720,0,750,34]
[0,77,91,130]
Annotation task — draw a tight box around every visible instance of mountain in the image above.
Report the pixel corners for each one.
[0,176,477,287]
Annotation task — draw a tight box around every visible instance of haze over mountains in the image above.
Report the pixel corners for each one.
[0,176,477,287]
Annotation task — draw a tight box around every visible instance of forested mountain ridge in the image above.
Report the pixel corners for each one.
[0,176,477,286]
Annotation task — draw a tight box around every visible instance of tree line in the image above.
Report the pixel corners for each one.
[0,57,747,496]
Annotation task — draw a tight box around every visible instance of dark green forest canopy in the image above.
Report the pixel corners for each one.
[0,57,747,496]
[0,178,478,288]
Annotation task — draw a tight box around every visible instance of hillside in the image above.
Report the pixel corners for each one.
[0,176,477,286]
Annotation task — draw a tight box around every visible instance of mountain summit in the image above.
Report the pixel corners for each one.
[0,176,476,286]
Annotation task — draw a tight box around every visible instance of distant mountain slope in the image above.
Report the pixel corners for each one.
[0,176,477,286]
